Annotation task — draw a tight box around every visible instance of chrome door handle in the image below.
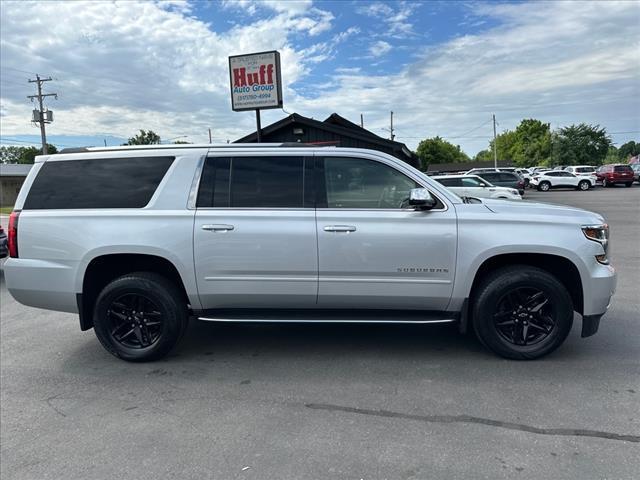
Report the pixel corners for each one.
[202,224,234,232]
[324,225,356,233]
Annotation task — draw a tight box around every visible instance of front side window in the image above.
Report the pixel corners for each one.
[197,156,308,208]
[322,157,420,209]
[461,177,484,188]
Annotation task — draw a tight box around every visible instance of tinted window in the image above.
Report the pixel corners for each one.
[498,173,517,181]
[480,172,500,182]
[323,157,420,209]
[436,178,462,187]
[614,166,633,173]
[461,177,483,187]
[576,167,594,173]
[197,156,307,208]
[24,157,175,209]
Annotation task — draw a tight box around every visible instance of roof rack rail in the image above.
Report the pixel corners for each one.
[58,147,91,154]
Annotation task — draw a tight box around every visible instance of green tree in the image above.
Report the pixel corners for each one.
[415,136,470,170]
[475,130,518,163]
[618,140,639,160]
[474,119,551,167]
[0,144,57,164]
[604,146,619,164]
[125,130,161,145]
[551,124,611,166]
[510,119,551,167]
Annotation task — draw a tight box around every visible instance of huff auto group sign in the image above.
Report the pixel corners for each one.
[229,50,283,111]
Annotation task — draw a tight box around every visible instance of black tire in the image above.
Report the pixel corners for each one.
[537,181,551,191]
[578,180,590,191]
[625,182,633,188]
[93,272,189,362]
[471,266,573,360]
[602,178,609,187]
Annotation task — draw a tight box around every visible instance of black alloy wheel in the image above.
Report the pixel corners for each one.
[93,272,188,362]
[472,265,573,360]
[492,288,555,347]
[107,293,163,349]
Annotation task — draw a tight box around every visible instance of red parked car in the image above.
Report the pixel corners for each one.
[595,164,635,187]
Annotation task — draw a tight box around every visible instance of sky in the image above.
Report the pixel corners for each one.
[0,0,639,156]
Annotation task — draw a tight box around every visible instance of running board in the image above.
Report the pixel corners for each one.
[196,309,458,324]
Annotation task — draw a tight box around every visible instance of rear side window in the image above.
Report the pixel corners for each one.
[576,167,594,173]
[499,173,517,181]
[197,156,310,208]
[24,157,175,209]
[481,173,500,182]
[435,178,462,187]
[614,166,632,173]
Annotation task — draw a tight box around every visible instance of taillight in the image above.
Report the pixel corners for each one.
[8,210,20,258]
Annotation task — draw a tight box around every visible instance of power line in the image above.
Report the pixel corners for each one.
[447,118,492,139]
[0,66,39,75]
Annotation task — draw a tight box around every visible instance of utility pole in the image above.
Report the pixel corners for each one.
[28,75,57,155]
[208,128,212,143]
[390,111,395,141]
[360,114,364,128]
[492,114,498,169]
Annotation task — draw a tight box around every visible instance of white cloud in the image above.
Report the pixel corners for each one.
[0,0,334,143]
[293,1,640,153]
[369,40,392,58]
[1,0,638,155]
[357,1,416,38]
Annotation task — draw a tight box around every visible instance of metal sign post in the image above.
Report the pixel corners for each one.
[255,110,262,142]
[229,50,283,143]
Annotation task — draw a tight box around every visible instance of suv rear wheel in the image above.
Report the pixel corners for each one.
[93,272,189,362]
[472,266,573,360]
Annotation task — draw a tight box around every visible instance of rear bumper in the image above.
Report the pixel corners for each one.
[4,258,79,313]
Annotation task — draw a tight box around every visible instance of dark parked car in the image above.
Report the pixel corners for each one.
[596,164,634,187]
[0,225,8,259]
[473,171,525,195]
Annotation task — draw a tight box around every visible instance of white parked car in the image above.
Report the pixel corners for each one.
[564,165,597,176]
[433,175,521,199]
[530,171,597,191]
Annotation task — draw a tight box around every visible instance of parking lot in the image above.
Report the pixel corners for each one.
[1,185,639,479]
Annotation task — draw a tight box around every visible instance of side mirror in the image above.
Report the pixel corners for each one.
[409,188,436,210]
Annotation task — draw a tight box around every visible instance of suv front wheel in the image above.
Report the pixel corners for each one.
[472,266,573,360]
[93,272,189,362]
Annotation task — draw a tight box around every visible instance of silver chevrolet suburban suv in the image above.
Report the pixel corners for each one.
[4,144,616,362]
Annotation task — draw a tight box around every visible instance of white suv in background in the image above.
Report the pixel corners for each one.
[530,170,597,191]
[433,175,521,200]
[565,165,597,176]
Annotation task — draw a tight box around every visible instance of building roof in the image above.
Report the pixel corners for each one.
[234,112,419,166]
[0,163,32,177]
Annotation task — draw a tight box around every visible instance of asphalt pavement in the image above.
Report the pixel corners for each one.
[1,185,639,479]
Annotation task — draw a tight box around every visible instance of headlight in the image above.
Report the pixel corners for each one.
[582,224,609,264]
[510,189,519,194]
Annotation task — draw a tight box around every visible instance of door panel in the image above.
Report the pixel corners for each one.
[316,155,456,310]
[194,210,317,308]
[194,154,317,309]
